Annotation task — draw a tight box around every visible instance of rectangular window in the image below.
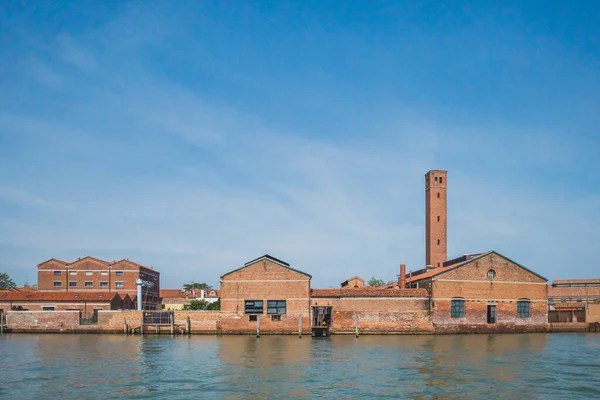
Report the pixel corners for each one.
[69,281,77,287]
[100,271,108,276]
[271,314,282,321]
[517,301,530,318]
[53,281,62,288]
[248,315,258,322]
[100,281,108,288]
[451,299,465,318]
[53,271,62,276]
[115,271,124,276]
[85,281,93,288]
[42,306,55,311]
[244,300,264,314]
[267,300,286,315]
[69,271,77,276]
[85,271,93,276]
[115,281,124,288]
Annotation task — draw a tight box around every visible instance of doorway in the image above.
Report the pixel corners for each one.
[487,305,496,324]
[312,306,332,337]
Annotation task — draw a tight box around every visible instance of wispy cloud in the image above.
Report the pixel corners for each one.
[1,1,599,287]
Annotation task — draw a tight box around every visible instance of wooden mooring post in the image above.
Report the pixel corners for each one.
[354,314,359,338]
[186,316,191,335]
[256,316,260,338]
[124,319,128,335]
[170,313,175,335]
[140,315,144,335]
[298,315,302,338]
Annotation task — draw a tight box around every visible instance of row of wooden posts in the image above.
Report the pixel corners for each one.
[121,314,360,338]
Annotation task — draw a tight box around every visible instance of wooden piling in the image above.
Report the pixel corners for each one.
[354,314,359,338]
[156,324,159,335]
[298,315,302,338]
[140,315,144,335]
[170,313,174,335]
[186,316,191,335]
[124,319,128,335]
[256,316,260,338]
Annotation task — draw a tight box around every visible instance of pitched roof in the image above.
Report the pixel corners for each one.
[160,289,184,298]
[221,254,312,279]
[311,288,429,298]
[0,291,119,302]
[161,297,190,304]
[67,256,110,266]
[406,251,548,283]
[37,258,70,267]
[110,258,157,272]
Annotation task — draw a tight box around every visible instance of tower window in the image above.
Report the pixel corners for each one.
[434,177,438,183]
[437,216,440,222]
[437,239,440,245]
[437,263,440,267]
[440,177,443,183]
[437,192,440,198]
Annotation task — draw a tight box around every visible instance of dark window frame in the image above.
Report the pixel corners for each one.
[517,300,531,318]
[53,271,62,276]
[451,299,465,318]
[53,281,62,287]
[267,300,286,315]
[244,300,264,314]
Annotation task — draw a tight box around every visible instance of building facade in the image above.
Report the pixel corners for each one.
[407,251,548,332]
[219,254,311,333]
[0,291,133,319]
[37,256,160,310]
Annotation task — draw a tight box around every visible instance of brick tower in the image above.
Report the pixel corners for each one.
[425,170,447,268]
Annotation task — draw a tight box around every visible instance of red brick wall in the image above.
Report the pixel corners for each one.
[6,311,82,331]
[38,258,160,309]
[220,259,310,318]
[311,296,433,333]
[0,302,114,319]
[425,170,447,268]
[431,253,548,332]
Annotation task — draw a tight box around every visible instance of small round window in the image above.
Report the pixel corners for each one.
[487,269,496,281]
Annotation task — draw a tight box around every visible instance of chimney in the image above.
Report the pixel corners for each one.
[400,264,406,289]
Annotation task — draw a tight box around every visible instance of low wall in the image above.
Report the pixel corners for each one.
[6,311,84,332]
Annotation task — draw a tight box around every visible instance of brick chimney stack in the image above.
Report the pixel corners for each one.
[400,264,406,288]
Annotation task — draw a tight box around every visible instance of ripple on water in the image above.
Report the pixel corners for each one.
[0,333,599,399]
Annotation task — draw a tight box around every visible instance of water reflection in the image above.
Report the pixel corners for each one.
[1,333,597,399]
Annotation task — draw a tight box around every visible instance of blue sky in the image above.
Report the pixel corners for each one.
[1,1,599,288]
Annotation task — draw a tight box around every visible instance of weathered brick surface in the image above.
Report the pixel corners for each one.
[311,296,434,333]
[220,258,310,319]
[7,311,82,331]
[431,253,548,332]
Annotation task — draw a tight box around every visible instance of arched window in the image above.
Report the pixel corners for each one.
[517,299,531,318]
[451,298,465,318]
[487,269,496,281]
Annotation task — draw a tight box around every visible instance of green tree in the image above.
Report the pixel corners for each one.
[367,277,386,287]
[183,299,220,311]
[0,272,16,290]
[183,282,211,291]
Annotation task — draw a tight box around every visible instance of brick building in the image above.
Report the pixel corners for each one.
[37,256,160,310]
[547,279,600,323]
[0,290,134,319]
[406,251,548,332]
[219,254,311,333]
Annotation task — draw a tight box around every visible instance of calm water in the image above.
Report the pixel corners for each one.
[0,333,599,399]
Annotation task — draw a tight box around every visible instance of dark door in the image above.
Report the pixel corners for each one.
[487,305,496,324]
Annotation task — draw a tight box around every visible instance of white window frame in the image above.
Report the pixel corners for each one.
[85,271,93,276]
[53,281,62,287]
[100,281,109,288]
[115,281,124,288]
[84,281,93,288]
